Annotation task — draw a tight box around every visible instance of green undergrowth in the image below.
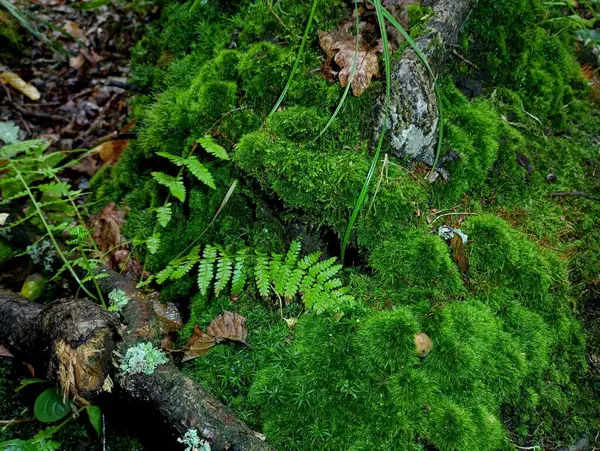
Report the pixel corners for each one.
[85,0,600,449]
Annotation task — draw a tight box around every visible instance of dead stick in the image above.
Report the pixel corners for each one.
[549,191,600,202]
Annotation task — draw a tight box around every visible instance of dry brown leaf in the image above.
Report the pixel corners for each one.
[0,72,41,101]
[318,20,388,97]
[182,325,216,362]
[451,233,469,274]
[69,54,86,70]
[91,202,127,258]
[63,20,84,40]
[207,311,248,345]
[0,345,14,358]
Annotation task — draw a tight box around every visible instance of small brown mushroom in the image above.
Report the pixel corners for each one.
[414,332,432,358]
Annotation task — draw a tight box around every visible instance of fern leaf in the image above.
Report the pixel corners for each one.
[197,245,217,295]
[156,151,186,166]
[156,203,172,228]
[231,255,248,295]
[255,254,271,297]
[171,260,196,280]
[151,172,186,202]
[316,261,342,285]
[299,272,315,295]
[284,267,305,300]
[147,233,161,254]
[215,253,233,296]
[323,278,343,291]
[284,240,302,268]
[184,158,216,189]
[298,251,322,270]
[198,135,229,160]
[156,266,175,284]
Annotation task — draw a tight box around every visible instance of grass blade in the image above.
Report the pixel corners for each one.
[340,0,391,262]
[269,0,319,116]
[315,0,360,141]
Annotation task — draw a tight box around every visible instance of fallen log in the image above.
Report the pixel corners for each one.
[375,0,475,165]
[0,270,272,451]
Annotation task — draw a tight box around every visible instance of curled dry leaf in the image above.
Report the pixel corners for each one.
[182,325,216,362]
[92,202,126,256]
[182,312,250,362]
[451,233,469,274]
[208,311,248,345]
[0,72,41,101]
[0,344,15,358]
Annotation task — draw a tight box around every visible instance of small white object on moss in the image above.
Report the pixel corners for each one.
[178,428,211,451]
[108,288,130,313]
[120,342,168,375]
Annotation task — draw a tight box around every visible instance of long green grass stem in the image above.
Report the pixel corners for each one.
[340,0,391,263]
[9,161,98,301]
[269,0,319,116]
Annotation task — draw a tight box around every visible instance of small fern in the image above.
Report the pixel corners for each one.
[155,241,355,314]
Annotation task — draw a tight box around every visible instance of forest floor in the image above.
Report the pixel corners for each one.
[1,0,600,450]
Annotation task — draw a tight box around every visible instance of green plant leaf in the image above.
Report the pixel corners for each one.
[15,378,48,393]
[156,151,186,166]
[86,405,102,436]
[151,172,186,202]
[185,158,216,189]
[33,387,70,423]
[156,203,172,228]
[147,233,161,255]
[0,439,38,451]
[198,135,229,160]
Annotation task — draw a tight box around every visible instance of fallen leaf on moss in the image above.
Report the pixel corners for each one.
[92,202,127,256]
[208,311,248,345]
[451,233,469,273]
[182,325,216,362]
[318,20,388,97]
[96,139,129,164]
[0,72,41,101]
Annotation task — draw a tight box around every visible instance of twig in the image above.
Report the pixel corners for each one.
[451,48,480,70]
[11,102,68,122]
[549,191,600,202]
[0,418,36,426]
[430,212,477,225]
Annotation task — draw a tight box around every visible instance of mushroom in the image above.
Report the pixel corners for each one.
[414,332,432,358]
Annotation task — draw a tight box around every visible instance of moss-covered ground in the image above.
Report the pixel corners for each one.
[4,0,599,449]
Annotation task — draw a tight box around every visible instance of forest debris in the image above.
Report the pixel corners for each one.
[92,202,127,256]
[318,20,389,96]
[182,312,250,362]
[183,325,216,362]
[0,72,41,101]
[208,311,249,345]
[0,345,15,358]
[95,139,129,164]
[451,233,469,274]
[151,299,183,334]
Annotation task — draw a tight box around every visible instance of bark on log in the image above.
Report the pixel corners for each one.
[0,291,119,397]
[375,0,475,165]
[97,269,273,451]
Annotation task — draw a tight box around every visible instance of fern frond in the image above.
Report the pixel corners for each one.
[215,253,233,296]
[146,233,161,254]
[198,135,230,160]
[151,172,186,202]
[197,245,217,295]
[284,240,301,268]
[156,203,172,228]
[156,151,186,166]
[298,251,322,270]
[184,158,216,189]
[255,254,270,297]
[284,268,305,300]
[231,255,248,295]
[156,266,175,284]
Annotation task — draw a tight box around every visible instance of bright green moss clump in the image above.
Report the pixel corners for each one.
[88,0,600,448]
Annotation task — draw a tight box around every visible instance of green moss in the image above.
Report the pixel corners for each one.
[90,0,600,448]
